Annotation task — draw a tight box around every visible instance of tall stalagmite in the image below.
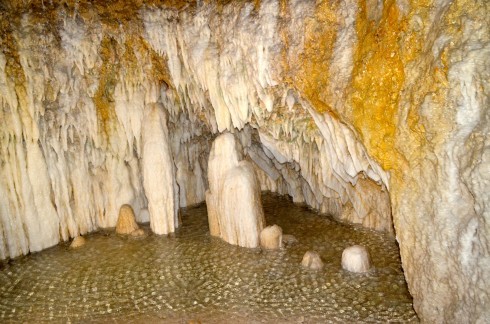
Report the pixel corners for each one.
[206,132,265,248]
[0,0,488,322]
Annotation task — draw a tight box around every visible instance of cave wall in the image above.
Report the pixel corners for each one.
[0,0,488,322]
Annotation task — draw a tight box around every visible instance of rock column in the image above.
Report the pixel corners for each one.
[206,133,265,248]
[142,104,178,235]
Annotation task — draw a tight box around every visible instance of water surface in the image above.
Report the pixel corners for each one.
[0,194,417,323]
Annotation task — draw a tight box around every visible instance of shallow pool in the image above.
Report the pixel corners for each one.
[0,194,417,323]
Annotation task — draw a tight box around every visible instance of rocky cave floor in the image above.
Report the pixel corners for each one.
[0,194,417,323]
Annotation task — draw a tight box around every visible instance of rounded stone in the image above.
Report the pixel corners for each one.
[282,234,298,245]
[260,225,282,250]
[301,251,324,270]
[341,245,371,273]
[116,204,139,235]
[70,236,86,248]
[131,228,146,237]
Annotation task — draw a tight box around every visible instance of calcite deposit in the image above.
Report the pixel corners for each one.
[260,225,282,250]
[116,204,139,235]
[69,236,86,249]
[206,133,265,248]
[301,251,324,270]
[341,245,371,273]
[0,0,488,322]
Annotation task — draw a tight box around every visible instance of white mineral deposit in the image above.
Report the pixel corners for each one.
[342,245,371,273]
[0,0,487,322]
[206,133,265,248]
[260,225,283,250]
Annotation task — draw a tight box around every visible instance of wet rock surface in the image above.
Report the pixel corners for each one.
[0,194,416,322]
[301,251,324,270]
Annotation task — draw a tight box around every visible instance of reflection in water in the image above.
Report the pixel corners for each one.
[0,194,417,323]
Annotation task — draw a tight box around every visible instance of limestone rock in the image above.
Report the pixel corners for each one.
[260,225,283,250]
[301,251,324,270]
[142,104,178,235]
[0,1,487,322]
[70,236,86,249]
[282,234,298,245]
[139,208,150,223]
[206,133,265,248]
[116,205,139,235]
[341,245,371,273]
[130,229,146,237]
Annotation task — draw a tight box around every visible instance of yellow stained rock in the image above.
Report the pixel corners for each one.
[70,236,86,249]
[116,204,140,235]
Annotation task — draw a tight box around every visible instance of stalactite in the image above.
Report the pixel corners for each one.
[0,0,488,322]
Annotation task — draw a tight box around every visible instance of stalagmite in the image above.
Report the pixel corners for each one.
[341,245,371,273]
[130,229,146,237]
[260,225,283,250]
[142,105,178,235]
[0,0,487,321]
[116,204,139,235]
[206,133,265,248]
[282,234,298,246]
[70,236,86,249]
[301,251,324,270]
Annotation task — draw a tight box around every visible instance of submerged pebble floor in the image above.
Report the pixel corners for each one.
[0,194,417,323]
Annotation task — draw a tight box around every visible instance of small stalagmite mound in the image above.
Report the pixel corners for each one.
[116,204,140,235]
[282,234,298,245]
[131,228,146,237]
[70,236,86,249]
[260,225,283,250]
[341,245,371,273]
[301,251,324,270]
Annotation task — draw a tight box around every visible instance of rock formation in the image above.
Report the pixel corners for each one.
[142,105,178,235]
[341,245,371,273]
[130,229,146,237]
[139,208,150,223]
[206,133,265,248]
[0,0,488,322]
[260,225,283,250]
[116,204,140,235]
[301,251,324,270]
[70,236,86,249]
[282,234,298,246]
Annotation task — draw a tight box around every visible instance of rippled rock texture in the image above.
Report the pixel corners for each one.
[0,0,488,322]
